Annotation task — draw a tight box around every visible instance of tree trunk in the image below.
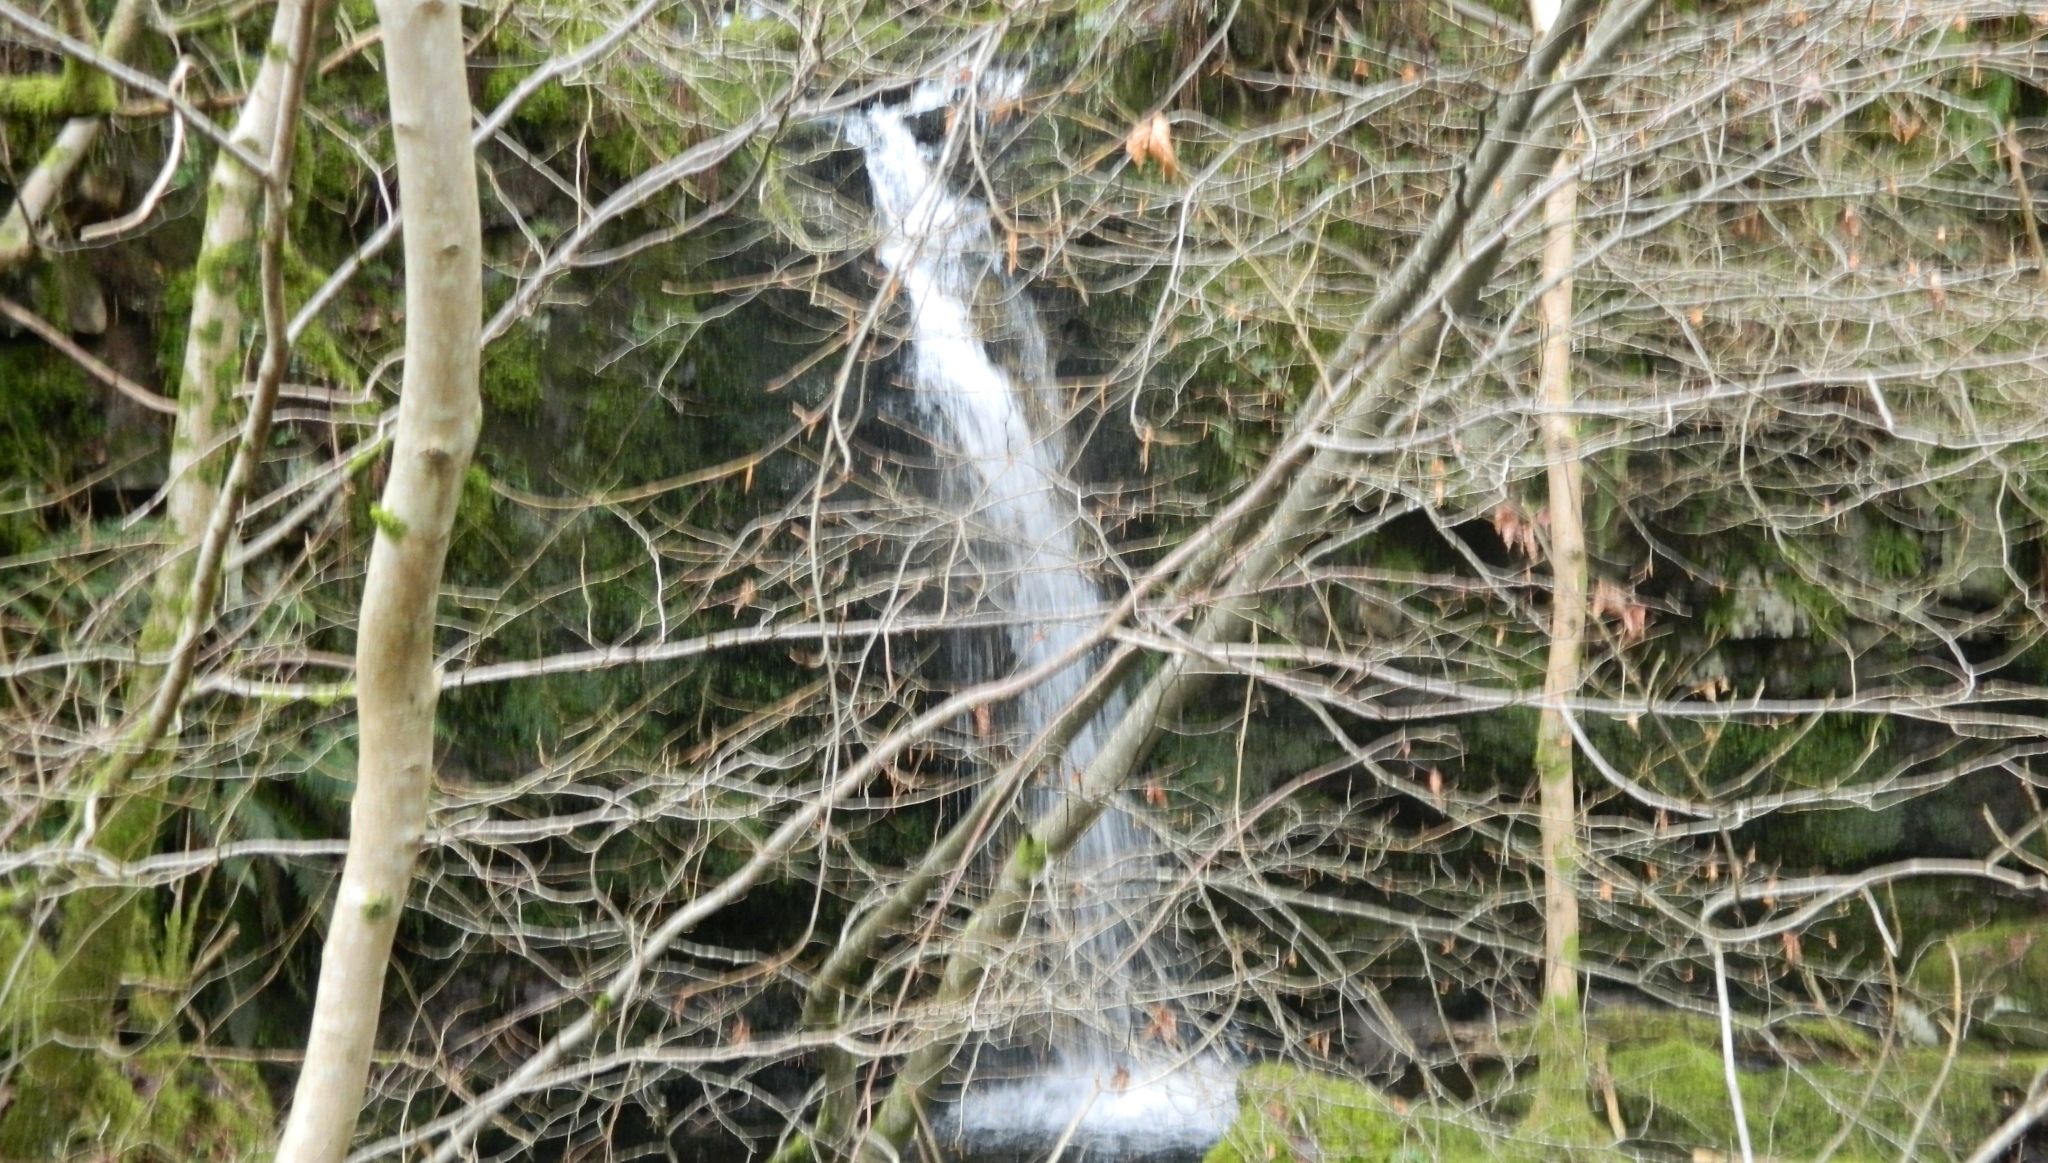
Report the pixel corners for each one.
[272,0,481,1156]
[0,0,317,1151]
[1524,0,1595,1132]
[1526,141,1597,1135]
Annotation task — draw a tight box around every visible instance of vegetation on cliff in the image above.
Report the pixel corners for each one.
[5,0,2048,1160]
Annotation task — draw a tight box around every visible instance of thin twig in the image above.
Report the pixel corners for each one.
[2004,122,2048,291]
[1712,943,1756,1163]
[0,294,176,414]
[1963,1068,2048,1163]
[79,58,190,243]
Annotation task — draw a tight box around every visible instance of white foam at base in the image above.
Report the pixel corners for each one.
[945,1056,1241,1153]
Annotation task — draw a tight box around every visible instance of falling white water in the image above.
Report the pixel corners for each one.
[852,83,1237,1153]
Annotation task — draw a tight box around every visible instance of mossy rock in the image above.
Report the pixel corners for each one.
[1204,1064,1625,1163]
[1912,922,2048,1048]
[0,912,273,1160]
[1581,1005,1877,1061]
[1609,1027,2043,1161]
[65,1046,273,1162]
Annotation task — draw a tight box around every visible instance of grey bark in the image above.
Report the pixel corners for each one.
[273,0,482,1156]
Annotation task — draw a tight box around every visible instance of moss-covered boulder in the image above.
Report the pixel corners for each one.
[1605,1009,2043,1161]
[1204,1064,1480,1163]
[1911,922,2048,1049]
[1204,1064,1624,1163]
[0,913,273,1160]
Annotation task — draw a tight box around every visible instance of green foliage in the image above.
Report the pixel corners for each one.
[0,338,102,553]
[1775,571,1847,636]
[1943,68,2022,183]
[1789,801,1906,865]
[1452,706,1540,787]
[1150,704,1338,803]
[0,913,273,1159]
[482,326,546,420]
[1866,524,1924,581]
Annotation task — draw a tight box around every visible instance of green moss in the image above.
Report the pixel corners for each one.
[718,15,802,51]
[1912,922,2048,1047]
[1205,1064,1610,1163]
[0,74,76,117]
[369,504,409,541]
[1610,1036,2035,1161]
[361,893,394,921]
[1014,834,1049,878]
[482,326,546,419]
[194,238,256,300]
[0,912,273,1159]
[82,1046,272,1161]
[1524,993,1606,1144]
[457,464,496,529]
[0,62,116,119]
[0,338,101,552]
[478,63,582,133]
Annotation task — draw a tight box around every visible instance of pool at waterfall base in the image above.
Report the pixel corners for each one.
[940,1054,1240,1161]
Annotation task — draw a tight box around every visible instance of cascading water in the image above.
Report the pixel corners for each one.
[851,83,1237,1156]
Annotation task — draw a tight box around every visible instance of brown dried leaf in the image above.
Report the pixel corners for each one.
[1592,579,1651,642]
[1144,1003,1181,1047]
[1493,503,1543,563]
[1125,112,1179,178]
[1147,112,1178,178]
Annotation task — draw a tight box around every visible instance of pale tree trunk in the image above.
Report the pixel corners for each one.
[273,0,481,1156]
[0,0,319,1151]
[1526,0,1595,1133]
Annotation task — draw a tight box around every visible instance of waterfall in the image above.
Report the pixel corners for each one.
[852,83,1236,1155]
